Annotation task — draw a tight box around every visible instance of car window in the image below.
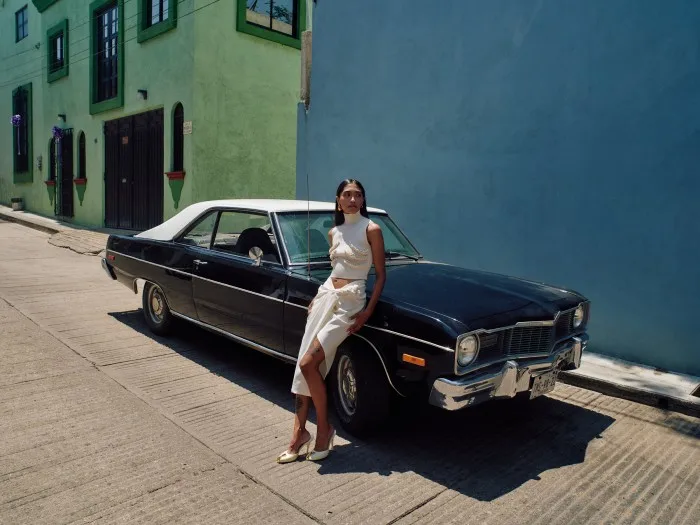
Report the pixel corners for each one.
[212,211,280,263]
[177,211,218,248]
[276,212,421,264]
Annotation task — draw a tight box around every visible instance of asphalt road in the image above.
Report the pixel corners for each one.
[1,219,698,525]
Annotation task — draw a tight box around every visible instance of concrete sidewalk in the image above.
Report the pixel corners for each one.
[0,298,315,524]
[2,203,699,419]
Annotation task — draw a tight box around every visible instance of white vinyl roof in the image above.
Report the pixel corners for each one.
[135,199,387,241]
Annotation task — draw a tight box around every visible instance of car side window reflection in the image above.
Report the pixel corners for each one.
[177,212,218,248]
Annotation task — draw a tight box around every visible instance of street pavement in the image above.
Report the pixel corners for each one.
[1,219,699,525]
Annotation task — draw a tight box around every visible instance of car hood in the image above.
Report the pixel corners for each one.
[369,261,584,329]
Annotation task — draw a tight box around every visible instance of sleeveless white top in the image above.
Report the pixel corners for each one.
[329,213,373,280]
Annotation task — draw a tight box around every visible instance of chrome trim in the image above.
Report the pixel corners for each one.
[350,333,406,397]
[271,212,292,267]
[266,211,285,266]
[170,311,297,364]
[101,258,116,280]
[192,273,285,303]
[364,325,455,352]
[108,250,285,303]
[430,335,587,410]
[453,302,589,375]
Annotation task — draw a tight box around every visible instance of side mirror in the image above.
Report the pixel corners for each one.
[249,246,263,266]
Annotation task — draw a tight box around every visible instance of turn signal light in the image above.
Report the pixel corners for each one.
[402,354,425,367]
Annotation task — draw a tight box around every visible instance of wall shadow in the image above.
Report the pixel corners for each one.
[109,308,618,501]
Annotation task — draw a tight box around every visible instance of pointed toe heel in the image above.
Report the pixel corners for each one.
[276,436,312,464]
[307,429,336,462]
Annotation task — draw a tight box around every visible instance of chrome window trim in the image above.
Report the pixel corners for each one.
[172,207,285,267]
[108,250,285,303]
[454,301,590,375]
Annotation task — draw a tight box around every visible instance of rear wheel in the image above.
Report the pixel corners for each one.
[330,345,390,438]
[142,282,174,336]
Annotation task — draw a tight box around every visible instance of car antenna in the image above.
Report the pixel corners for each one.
[305,111,311,280]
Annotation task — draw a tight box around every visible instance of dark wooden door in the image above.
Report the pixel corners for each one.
[104,109,164,230]
[59,129,74,218]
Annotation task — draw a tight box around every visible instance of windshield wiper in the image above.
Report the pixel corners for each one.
[385,250,421,261]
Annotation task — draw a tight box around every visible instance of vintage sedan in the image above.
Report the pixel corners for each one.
[101,199,590,436]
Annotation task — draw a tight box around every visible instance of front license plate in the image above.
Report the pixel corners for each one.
[530,370,558,399]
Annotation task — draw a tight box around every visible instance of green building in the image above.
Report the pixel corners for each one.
[1,0,304,229]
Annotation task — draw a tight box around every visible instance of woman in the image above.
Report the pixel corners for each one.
[276,179,386,463]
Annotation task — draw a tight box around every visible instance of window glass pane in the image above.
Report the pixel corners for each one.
[277,212,421,263]
[271,0,294,35]
[212,212,279,262]
[179,212,218,248]
[151,0,160,25]
[246,0,271,28]
[163,0,169,21]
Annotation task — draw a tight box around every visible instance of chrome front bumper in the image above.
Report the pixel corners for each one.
[429,335,588,411]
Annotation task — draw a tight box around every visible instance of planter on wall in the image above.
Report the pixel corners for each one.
[165,171,186,208]
[44,180,56,206]
[74,178,87,206]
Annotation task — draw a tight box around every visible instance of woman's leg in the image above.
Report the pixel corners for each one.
[289,395,311,450]
[299,337,334,450]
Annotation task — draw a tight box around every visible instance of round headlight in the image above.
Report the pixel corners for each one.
[573,305,585,328]
[457,334,479,367]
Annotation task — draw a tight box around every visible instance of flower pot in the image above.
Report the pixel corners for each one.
[10,198,24,211]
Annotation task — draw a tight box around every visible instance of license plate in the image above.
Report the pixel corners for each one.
[530,370,558,399]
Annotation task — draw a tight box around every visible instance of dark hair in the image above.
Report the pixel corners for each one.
[335,179,369,225]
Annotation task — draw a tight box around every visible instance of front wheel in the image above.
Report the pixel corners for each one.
[142,282,174,336]
[330,345,391,438]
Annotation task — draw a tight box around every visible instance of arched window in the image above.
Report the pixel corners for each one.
[77,131,86,179]
[49,137,56,181]
[173,103,184,172]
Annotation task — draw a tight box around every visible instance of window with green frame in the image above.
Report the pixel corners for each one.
[47,20,69,83]
[137,0,177,43]
[89,0,124,115]
[236,0,306,49]
[11,83,33,184]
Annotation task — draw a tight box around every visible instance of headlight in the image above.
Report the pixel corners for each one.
[573,305,585,328]
[457,334,479,367]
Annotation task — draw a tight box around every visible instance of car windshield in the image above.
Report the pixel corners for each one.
[276,211,422,264]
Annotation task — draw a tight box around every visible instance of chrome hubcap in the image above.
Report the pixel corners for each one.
[148,286,165,324]
[337,355,357,416]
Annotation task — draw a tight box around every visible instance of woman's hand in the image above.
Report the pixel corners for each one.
[347,309,372,333]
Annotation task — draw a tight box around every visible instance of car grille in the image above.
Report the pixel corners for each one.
[477,310,577,359]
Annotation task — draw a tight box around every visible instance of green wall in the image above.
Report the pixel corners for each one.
[192,1,300,203]
[1,0,298,228]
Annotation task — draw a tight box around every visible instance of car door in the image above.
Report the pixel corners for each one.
[191,209,286,353]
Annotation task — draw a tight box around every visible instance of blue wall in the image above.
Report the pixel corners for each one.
[297,0,700,376]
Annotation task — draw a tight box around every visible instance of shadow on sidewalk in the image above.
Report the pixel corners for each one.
[109,308,616,501]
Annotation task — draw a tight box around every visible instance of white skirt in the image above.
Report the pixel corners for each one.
[291,277,367,396]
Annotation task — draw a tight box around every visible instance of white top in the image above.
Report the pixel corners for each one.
[135,199,386,241]
[329,213,374,280]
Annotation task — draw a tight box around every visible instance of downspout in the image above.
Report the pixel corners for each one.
[300,0,313,109]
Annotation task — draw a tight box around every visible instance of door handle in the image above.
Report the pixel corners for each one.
[193,259,208,268]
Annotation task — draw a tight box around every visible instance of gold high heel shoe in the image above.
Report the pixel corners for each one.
[276,435,313,464]
[307,428,336,461]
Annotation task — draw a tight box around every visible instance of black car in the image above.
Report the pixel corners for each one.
[102,199,590,436]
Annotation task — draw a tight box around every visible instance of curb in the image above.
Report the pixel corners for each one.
[560,371,700,419]
[0,211,62,235]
